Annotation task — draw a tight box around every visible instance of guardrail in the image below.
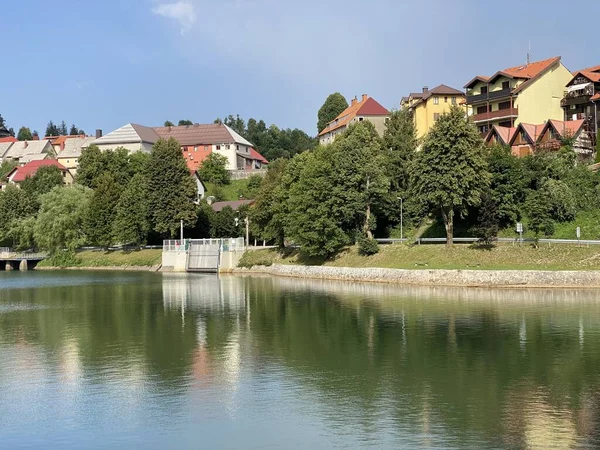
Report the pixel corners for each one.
[376,237,600,246]
[0,252,47,260]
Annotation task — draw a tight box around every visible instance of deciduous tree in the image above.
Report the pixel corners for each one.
[85,173,121,248]
[112,173,150,247]
[146,138,198,237]
[199,153,230,185]
[410,107,490,245]
[17,127,33,141]
[317,93,348,133]
[34,185,92,253]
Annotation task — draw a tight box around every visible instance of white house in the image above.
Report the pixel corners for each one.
[90,123,158,153]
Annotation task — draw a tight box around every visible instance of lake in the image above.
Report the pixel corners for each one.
[1,271,600,449]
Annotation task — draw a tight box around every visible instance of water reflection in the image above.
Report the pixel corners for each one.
[1,272,600,448]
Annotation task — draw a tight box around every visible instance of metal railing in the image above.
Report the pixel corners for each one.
[0,252,47,260]
[376,237,600,246]
[163,238,245,252]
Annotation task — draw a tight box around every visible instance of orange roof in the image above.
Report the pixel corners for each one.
[319,95,389,136]
[466,57,561,89]
[8,159,67,183]
[0,136,17,143]
[44,135,86,146]
[576,64,600,74]
[575,70,600,83]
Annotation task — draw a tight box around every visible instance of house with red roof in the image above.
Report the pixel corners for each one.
[561,65,600,146]
[492,118,594,159]
[92,122,268,175]
[465,56,572,134]
[319,94,389,145]
[4,159,73,188]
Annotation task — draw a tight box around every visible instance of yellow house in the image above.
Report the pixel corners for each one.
[400,85,466,139]
[465,56,572,134]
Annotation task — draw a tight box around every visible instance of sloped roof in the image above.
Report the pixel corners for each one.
[44,135,86,147]
[509,123,543,146]
[93,123,159,145]
[0,142,14,158]
[542,119,585,139]
[153,123,254,147]
[8,159,67,183]
[568,70,600,85]
[0,137,17,143]
[422,84,465,101]
[576,65,600,74]
[319,95,389,136]
[58,136,97,158]
[486,125,517,145]
[3,140,53,160]
[250,148,268,164]
[20,154,50,164]
[465,57,561,88]
[210,200,254,212]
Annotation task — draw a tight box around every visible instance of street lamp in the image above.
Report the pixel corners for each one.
[397,197,403,241]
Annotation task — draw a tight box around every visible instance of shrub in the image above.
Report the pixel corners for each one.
[358,237,379,256]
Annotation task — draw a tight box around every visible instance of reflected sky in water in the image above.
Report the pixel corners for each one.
[1,271,600,449]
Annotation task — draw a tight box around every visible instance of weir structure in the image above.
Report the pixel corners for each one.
[0,248,47,271]
[162,238,245,273]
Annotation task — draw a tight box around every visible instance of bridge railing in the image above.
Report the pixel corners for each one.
[0,252,48,260]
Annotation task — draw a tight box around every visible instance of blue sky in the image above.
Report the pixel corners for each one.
[2,0,599,136]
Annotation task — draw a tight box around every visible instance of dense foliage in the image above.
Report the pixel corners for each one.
[317,93,349,133]
[198,153,230,185]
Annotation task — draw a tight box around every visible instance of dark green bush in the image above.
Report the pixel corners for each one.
[358,237,379,256]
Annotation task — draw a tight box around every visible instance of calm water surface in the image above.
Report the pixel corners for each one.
[1,271,600,449]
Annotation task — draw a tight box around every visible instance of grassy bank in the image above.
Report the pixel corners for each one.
[239,243,600,271]
[37,249,162,269]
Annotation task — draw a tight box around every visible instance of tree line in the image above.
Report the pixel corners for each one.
[248,106,600,257]
[0,113,85,140]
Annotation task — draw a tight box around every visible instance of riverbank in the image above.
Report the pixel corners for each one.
[36,249,162,271]
[238,244,600,271]
[235,264,600,288]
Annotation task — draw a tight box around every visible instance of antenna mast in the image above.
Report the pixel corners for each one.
[527,41,531,65]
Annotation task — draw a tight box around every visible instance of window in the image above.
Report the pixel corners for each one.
[433,96,439,105]
[444,97,448,103]
[477,105,487,115]
[359,117,364,121]
[498,101,511,111]
[194,146,198,152]
[236,145,239,150]
[433,113,440,122]
[451,97,457,105]
[226,144,230,150]
[478,125,489,133]
[480,86,488,95]
[502,81,510,90]
[216,145,221,150]
[204,145,209,151]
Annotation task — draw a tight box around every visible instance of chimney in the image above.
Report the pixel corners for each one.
[24,141,28,148]
[95,129,103,139]
[423,86,429,94]
[362,94,368,102]
[351,96,357,106]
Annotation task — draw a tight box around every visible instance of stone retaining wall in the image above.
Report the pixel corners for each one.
[235,264,600,288]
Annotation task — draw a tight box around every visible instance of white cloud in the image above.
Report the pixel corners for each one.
[152,1,196,35]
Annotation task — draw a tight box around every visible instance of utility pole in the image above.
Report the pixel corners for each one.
[180,220,184,241]
[398,197,404,241]
[245,217,249,249]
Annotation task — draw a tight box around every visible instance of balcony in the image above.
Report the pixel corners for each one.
[561,85,595,107]
[466,88,512,104]
[561,95,592,107]
[471,107,518,123]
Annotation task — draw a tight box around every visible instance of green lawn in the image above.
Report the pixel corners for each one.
[38,249,162,268]
[205,179,257,201]
[240,243,600,271]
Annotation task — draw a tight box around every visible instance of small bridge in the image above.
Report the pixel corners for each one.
[0,249,47,271]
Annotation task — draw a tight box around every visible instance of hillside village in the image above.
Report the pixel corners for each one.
[1,54,600,257]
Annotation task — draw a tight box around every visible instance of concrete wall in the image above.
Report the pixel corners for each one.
[236,264,600,288]
[162,251,188,272]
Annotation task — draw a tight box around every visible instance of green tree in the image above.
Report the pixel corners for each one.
[471,193,499,246]
[178,119,193,126]
[410,107,490,245]
[112,173,150,247]
[250,159,288,246]
[8,128,14,137]
[487,145,526,227]
[0,114,5,128]
[0,160,17,182]
[383,108,417,192]
[20,165,64,200]
[285,122,388,256]
[146,138,198,237]
[164,120,175,127]
[526,191,554,238]
[45,121,59,137]
[210,206,240,238]
[16,127,33,141]
[317,93,349,133]
[0,185,37,247]
[59,121,68,136]
[223,115,245,135]
[69,124,80,135]
[199,153,230,185]
[85,173,121,248]
[77,146,132,188]
[34,185,92,253]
